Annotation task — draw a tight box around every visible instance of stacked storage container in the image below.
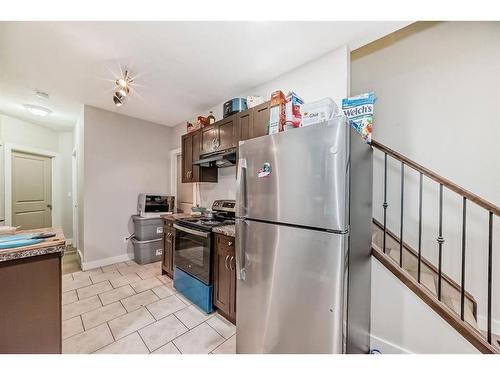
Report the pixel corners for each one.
[131,215,164,264]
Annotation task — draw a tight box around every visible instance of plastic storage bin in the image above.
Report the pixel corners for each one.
[132,215,164,241]
[131,237,163,265]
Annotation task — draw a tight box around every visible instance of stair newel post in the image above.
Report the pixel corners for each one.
[399,162,405,268]
[460,197,467,321]
[437,183,444,301]
[383,153,388,254]
[487,211,493,344]
[418,172,423,283]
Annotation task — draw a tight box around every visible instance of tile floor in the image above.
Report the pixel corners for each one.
[61,260,236,354]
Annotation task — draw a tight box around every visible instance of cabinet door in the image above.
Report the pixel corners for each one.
[201,125,218,155]
[191,130,201,182]
[229,244,237,322]
[237,109,254,143]
[218,115,236,150]
[251,101,270,139]
[181,133,193,183]
[213,235,232,316]
[162,229,174,278]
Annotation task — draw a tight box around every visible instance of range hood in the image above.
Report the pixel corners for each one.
[193,148,237,168]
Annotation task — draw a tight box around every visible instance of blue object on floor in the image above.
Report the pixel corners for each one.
[0,238,44,249]
[173,267,213,314]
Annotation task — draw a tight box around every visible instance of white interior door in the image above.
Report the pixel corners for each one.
[11,151,52,230]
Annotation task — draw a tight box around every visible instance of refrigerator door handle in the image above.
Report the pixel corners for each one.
[236,158,247,218]
[235,219,246,280]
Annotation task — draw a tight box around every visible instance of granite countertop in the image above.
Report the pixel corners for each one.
[212,225,235,238]
[161,213,192,221]
[0,227,66,263]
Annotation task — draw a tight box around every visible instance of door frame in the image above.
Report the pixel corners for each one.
[4,143,60,228]
[170,148,181,209]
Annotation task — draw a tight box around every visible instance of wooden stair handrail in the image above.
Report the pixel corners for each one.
[371,140,500,216]
[372,245,499,354]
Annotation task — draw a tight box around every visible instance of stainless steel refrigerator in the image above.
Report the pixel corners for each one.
[235,116,373,354]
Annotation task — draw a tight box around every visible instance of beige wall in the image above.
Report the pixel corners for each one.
[0,114,73,238]
[352,21,500,347]
[82,106,172,266]
[170,45,350,207]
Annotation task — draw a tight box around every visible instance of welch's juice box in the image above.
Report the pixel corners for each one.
[342,92,375,144]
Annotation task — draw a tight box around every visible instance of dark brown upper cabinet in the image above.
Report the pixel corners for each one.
[201,115,236,155]
[181,130,217,183]
[251,101,271,139]
[236,101,270,144]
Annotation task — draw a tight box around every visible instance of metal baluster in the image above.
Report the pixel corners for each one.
[437,184,444,301]
[417,173,423,283]
[460,197,467,321]
[487,211,493,344]
[383,153,388,254]
[399,162,404,268]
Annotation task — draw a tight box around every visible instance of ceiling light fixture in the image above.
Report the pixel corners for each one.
[24,104,52,117]
[113,92,124,107]
[113,70,133,107]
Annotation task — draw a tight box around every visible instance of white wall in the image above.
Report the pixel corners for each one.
[74,108,85,254]
[170,45,350,207]
[370,258,479,353]
[82,106,172,268]
[352,21,500,347]
[0,114,74,238]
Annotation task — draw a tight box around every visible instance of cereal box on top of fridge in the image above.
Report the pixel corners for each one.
[341,92,375,144]
[283,91,304,131]
[269,90,286,134]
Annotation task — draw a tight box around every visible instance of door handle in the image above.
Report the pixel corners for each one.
[224,255,230,270]
[236,158,247,218]
[47,204,53,209]
[235,218,246,280]
[229,255,235,271]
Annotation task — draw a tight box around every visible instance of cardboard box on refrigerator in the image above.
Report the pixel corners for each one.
[268,90,286,134]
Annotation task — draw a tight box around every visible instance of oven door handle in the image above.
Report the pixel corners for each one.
[173,224,210,238]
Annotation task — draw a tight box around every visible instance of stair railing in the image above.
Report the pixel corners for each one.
[371,139,500,345]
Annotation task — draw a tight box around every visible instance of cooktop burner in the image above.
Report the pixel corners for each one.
[176,199,235,232]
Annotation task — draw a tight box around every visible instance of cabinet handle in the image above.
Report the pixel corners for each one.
[224,255,230,270]
[229,255,235,271]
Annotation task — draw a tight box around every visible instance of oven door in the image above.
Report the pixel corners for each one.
[173,224,212,285]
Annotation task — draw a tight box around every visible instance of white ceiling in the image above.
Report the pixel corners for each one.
[0,21,410,131]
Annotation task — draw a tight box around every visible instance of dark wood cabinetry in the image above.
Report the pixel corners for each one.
[162,219,175,278]
[181,130,217,183]
[213,233,236,323]
[181,101,270,184]
[201,115,236,155]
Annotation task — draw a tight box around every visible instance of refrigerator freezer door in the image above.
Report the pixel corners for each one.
[236,117,349,231]
[235,218,346,354]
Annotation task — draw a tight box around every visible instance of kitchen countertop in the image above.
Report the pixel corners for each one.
[161,213,193,221]
[0,227,66,263]
[212,225,235,238]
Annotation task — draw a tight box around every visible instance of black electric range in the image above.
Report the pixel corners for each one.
[173,200,235,294]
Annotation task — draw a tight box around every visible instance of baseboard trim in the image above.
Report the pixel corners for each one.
[81,253,133,271]
[370,334,413,354]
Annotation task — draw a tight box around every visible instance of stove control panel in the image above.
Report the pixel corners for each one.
[212,200,235,213]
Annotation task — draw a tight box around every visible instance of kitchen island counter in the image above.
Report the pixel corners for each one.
[0,226,65,353]
[0,227,65,262]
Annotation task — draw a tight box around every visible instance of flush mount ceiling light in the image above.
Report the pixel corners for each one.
[24,104,52,117]
[113,70,133,106]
